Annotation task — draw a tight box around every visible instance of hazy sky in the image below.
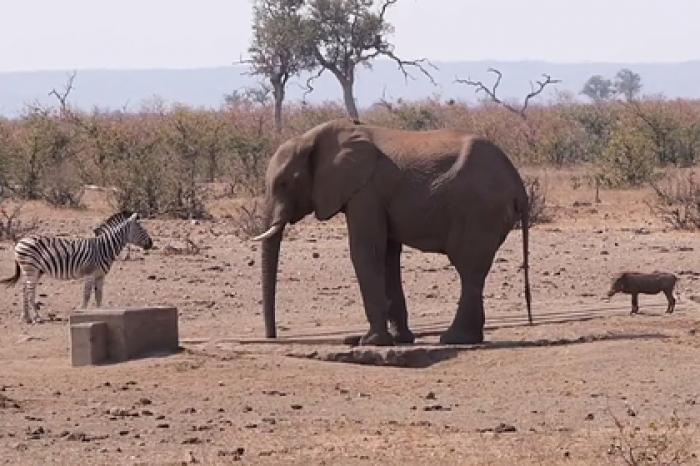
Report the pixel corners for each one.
[1,0,698,72]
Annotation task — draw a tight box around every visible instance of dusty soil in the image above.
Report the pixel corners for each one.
[1,174,699,465]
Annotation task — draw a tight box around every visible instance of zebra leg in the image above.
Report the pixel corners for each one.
[21,271,39,324]
[21,278,31,324]
[83,277,94,308]
[27,276,41,323]
[94,276,105,307]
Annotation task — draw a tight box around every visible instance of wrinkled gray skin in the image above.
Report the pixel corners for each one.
[607,272,677,314]
[257,118,531,346]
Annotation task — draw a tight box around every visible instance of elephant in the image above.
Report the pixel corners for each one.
[254,118,531,346]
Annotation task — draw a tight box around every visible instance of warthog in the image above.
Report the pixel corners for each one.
[607,272,678,315]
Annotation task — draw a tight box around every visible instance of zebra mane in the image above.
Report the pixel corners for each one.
[93,211,135,236]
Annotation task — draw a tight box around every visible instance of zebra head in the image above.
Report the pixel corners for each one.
[124,213,154,250]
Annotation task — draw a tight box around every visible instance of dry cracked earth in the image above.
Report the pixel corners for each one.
[1,178,700,465]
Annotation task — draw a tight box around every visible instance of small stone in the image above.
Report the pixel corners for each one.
[311,252,320,259]
[247,259,255,267]
[494,423,517,433]
[291,404,303,410]
[585,413,595,421]
[425,391,436,400]
[139,398,152,405]
[156,423,170,429]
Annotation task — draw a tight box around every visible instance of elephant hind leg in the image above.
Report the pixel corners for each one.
[440,273,486,345]
[440,236,498,345]
[385,240,415,344]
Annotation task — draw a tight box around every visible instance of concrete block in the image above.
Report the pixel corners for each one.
[69,306,179,364]
[70,322,108,367]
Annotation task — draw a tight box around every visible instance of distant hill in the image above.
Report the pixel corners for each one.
[1,60,699,116]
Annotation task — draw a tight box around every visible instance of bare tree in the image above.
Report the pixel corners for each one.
[306,0,435,119]
[48,71,77,115]
[455,68,560,120]
[244,0,316,132]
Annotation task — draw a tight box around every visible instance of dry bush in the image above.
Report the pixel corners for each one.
[524,176,550,225]
[5,109,83,207]
[161,230,201,256]
[607,409,696,465]
[650,170,700,230]
[231,199,266,239]
[0,201,38,242]
[3,97,700,219]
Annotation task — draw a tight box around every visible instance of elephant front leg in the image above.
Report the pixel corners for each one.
[346,198,394,346]
[385,240,415,344]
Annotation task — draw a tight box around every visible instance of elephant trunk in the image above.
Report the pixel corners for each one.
[261,226,284,338]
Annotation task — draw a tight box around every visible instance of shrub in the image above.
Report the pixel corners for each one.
[231,199,266,239]
[595,116,658,188]
[607,409,696,465]
[6,109,83,206]
[650,170,700,230]
[0,201,38,242]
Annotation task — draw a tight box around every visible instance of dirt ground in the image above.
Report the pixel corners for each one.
[1,171,699,465]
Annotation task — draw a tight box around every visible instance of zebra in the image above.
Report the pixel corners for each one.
[1,212,153,323]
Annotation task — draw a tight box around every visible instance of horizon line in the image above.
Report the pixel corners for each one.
[3,58,700,74]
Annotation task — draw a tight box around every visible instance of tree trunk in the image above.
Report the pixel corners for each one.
[272,81,285,133]
[261,228,284,338]
[340,79,359,120]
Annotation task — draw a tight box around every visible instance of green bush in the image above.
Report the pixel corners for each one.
[596,116,658,187]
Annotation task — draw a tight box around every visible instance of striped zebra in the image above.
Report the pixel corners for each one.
[1,212,153,323]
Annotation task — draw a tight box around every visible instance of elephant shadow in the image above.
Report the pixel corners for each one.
[287,331,669,369]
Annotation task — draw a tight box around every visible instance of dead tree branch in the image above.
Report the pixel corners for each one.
[455,68,560,119]
[48,71,77,114]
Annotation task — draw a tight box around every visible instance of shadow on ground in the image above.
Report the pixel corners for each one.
[282,331,669,368]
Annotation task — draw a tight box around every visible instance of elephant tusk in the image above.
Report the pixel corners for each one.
[252,224,283,241]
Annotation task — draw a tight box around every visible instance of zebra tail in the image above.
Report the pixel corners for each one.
[0,262,20,287]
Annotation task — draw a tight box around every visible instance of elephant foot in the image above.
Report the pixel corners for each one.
[439,326,484,345]
[390,326,415,344]
[359,330,395,346]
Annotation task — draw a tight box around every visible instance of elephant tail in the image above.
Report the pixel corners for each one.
[519,198,533,325]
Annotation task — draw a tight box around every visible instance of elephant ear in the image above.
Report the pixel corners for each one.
[311,130,378,221]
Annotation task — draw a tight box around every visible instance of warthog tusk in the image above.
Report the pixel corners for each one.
[252,224,283,241]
